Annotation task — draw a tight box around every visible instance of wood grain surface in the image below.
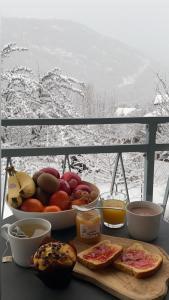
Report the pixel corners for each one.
[73,235,169,300]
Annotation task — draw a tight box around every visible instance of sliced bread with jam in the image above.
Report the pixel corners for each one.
[113,243,163,278]
[77,240,123,270]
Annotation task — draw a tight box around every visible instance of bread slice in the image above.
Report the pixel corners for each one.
[77,240,123,270]
[113,243,163,279]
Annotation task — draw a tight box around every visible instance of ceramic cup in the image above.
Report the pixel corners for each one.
[1,218,51,267]
[126,201,163,242]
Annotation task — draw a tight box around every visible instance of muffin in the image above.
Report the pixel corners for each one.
[32,241,77,288]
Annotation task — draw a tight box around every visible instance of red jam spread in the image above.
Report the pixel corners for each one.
[83,245,116,262]
[121,250,155,269]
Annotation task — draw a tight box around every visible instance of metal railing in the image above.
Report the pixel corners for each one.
[1,116,169,210]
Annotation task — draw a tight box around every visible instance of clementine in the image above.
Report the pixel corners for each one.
[43,205,61,212]
[20,198,44,212]
[71,198,88,207]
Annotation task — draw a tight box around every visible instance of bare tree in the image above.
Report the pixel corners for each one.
[155,73,169,147]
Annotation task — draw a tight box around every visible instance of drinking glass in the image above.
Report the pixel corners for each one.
[100,191,127,228]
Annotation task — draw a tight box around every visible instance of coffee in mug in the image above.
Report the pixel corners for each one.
[129,206,157,216]
[1,218,51,267]
[126,201,163,242]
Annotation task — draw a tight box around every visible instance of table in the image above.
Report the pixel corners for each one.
[1,216,169,300]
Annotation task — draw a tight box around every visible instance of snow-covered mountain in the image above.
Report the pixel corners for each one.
[2,18,162,105]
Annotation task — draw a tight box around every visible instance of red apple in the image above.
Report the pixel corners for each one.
[68,178,79,190]
[74,184,92,193]
[40,167,60,179]
[61,171,81,184]
[58,179,71,195]
[73,189,89,199]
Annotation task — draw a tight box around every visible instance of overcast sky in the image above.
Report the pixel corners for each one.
[1,0,169,66]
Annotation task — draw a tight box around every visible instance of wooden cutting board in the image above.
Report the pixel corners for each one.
[73,235,169,300]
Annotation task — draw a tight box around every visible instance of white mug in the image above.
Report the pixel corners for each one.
[1,218,51,267]
[126,201,163,242]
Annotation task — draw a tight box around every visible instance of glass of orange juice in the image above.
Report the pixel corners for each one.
[100,192,127,228]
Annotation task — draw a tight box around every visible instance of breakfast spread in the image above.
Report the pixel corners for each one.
[4,164,168,298]
[32,240,77,288]
[77,240,123,269]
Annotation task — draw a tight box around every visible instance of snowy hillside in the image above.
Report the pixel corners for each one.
[1,18,162,105]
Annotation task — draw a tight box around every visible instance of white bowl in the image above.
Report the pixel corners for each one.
[8,182,100,230]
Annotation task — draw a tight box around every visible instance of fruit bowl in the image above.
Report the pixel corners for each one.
[7,181,100,230]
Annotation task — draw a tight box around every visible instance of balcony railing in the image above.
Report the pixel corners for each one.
[2,116,169,214]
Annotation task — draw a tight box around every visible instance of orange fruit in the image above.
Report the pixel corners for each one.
[71,198,88,207]
[43,205,61,212]
[49,190,71,210]
[20,198,44,212]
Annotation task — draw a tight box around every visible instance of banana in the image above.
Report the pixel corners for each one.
[15,170,36,198]
[7,166,23,208]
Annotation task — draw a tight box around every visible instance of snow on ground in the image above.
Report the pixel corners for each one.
[144,111,158,117]
[115,107,136,116]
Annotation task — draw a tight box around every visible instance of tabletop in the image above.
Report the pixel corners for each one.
[1,216,169,300]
